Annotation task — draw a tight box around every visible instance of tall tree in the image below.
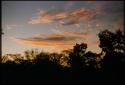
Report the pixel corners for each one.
[98,29,125,73]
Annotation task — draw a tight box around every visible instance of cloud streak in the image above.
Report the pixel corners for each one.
[12,32,98,53]
[13,32,92,46]
[28,7,102,25]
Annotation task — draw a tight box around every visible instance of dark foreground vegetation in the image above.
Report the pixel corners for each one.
[1,30,125,84]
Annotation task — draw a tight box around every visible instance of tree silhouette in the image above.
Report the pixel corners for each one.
[83,51,101,71]
[69,43,87,71]
[98,29,125,82]
[24,49,39,61]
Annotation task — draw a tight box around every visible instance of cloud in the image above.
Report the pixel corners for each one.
[28,7,102,25]
[28,9,68,24]
[11,31,100,53]
[12,32,92,46]
[11,32,95,53]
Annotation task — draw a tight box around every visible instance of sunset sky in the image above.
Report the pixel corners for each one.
[2,1,124,55]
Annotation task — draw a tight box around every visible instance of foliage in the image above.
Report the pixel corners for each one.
[69,43,87,70]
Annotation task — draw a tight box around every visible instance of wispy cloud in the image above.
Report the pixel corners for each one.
[28,9,68,24]
[12,32,96,53]
[13,32,92,46]
[28,7,102,26]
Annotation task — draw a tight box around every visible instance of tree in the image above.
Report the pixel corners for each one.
[83,51,101,71]
[24,49,39,61]
[33,51,49,64]
[60,49,73,67]
[98,30,116,53]
[98,29,125,73]
[69,43,87,70]
[98,29,124,54]
[49,53,61,64]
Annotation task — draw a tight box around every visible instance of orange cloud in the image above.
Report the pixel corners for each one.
[28,9,69,24]
[12,32,93,52]
[29,7,102,25]
[12,32,100,53]
[14,38,74,46]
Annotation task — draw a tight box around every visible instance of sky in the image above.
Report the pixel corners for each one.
[2,1,124,55]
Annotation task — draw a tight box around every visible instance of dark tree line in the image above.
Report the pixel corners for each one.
[1,29,125,84]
